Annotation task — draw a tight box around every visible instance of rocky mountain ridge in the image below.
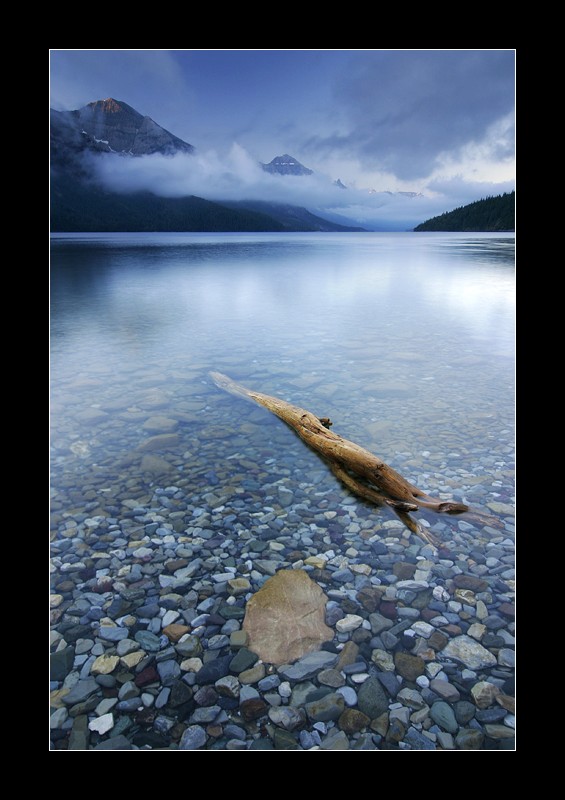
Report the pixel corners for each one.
[51,98,195,157]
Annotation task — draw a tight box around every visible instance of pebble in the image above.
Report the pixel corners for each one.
[50,372,515,751]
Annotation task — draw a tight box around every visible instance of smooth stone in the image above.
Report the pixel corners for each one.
[239,664,266,684]
[134,630,162,652]
[454,701,476,725]
[371,649,395,672]
[179,725,207,749]
[411,621,434,638]
[467,623,487,641]
[118,680,140,700]
[88,713,114,735]
[318,669,345,688]
[498,648,515,667]
[441,635,497,669]
[394,652,425,680]
[397,688,426,709]
[98,626,130,642]
[336,614,363,633]
[240,698,269,721]
[62,679,99,706]
[175,636,203,658]
[337,686,358,707]
[116,639,140,656]
[50,647,76,681]
[91,654,119,675]
[455,729,485,749]
[279,650,338,682]
[484,724,515,739]
[268,706,307,731]
[190,705,221,724]
[68,715,89,750]
[215,675,240,698]
[157,659,181,685]
[273,728,299,749]
[93,734,133,750]
[229,648,258,673]
[243,569,333,665]
[376,671,401,699]
[404,727,437,750]
[429,679,460,702]
[162,623,190,643]
[430,701,458,733]
[319,730,350,750]
[338,708,370,733]
[305,692,345,722]
[50,707,69,729]
[336,641,360,668]
[471,681,501,709]
[357,676,388,720]
[195,655,232,684]
[230,630,249,649]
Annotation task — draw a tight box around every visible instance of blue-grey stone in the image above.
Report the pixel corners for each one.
[62,678,99,706]
[98,626,130,642]
[224,724,247,741]
[195,655,231,684]
[137,603,160,618]
[305,692,345,722]
[155,687,171,709]
[299,729,322,749]
[179,725,207,750]
[50,647,75,682]
[190,705,221,724]
[376,671,401,699]
[430,701,458,733]
[93,735,133,750]
[404,727,437,750]
[331,569,354,583]
[476,707,507,723]
[337,686,358,707]
[116,698,143,713]
[455,728,485,749]
[279,650,338,681]
[134,630,162,652]
[342,661,368,674]
[258,675,280,691]
[118,681,140,700]
[156,659,181,685]
[454,700,476,725]
[357,676,388,719]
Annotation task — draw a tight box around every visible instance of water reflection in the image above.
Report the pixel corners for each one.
[50,231,514,521]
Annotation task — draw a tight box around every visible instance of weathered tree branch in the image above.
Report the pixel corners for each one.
[210,371,500,546]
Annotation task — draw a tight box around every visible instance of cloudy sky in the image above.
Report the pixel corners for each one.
[50,50,515,229]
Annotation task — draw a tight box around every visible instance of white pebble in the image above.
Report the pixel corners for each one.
[88,713,114,734]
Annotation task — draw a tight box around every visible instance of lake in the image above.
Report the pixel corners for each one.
[50,231,515,750]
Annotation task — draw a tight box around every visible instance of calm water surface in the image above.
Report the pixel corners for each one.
[50,232,515,533]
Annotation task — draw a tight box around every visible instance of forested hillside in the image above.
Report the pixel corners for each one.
[414,192,515,232]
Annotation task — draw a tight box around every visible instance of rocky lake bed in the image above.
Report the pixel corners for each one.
[50,364,515,751]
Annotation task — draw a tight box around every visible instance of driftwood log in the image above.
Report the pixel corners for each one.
[210,371,499,547]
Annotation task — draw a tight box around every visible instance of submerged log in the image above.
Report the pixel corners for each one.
[210,371,500,547]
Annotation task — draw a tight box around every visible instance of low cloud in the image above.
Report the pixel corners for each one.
[88,144,514,231]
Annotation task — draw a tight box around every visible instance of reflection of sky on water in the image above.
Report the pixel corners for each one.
[51,232,514,365]
[50,232,514,516]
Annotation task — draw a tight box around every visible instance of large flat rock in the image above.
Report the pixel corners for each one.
[243,569,333,665]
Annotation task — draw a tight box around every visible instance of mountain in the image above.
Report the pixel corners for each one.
[50,173,287,232]
[414,192,515,232]
[50,100,366,232]
[222,201,365,232]
[51,98,194,157]
[261,154,313,176]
